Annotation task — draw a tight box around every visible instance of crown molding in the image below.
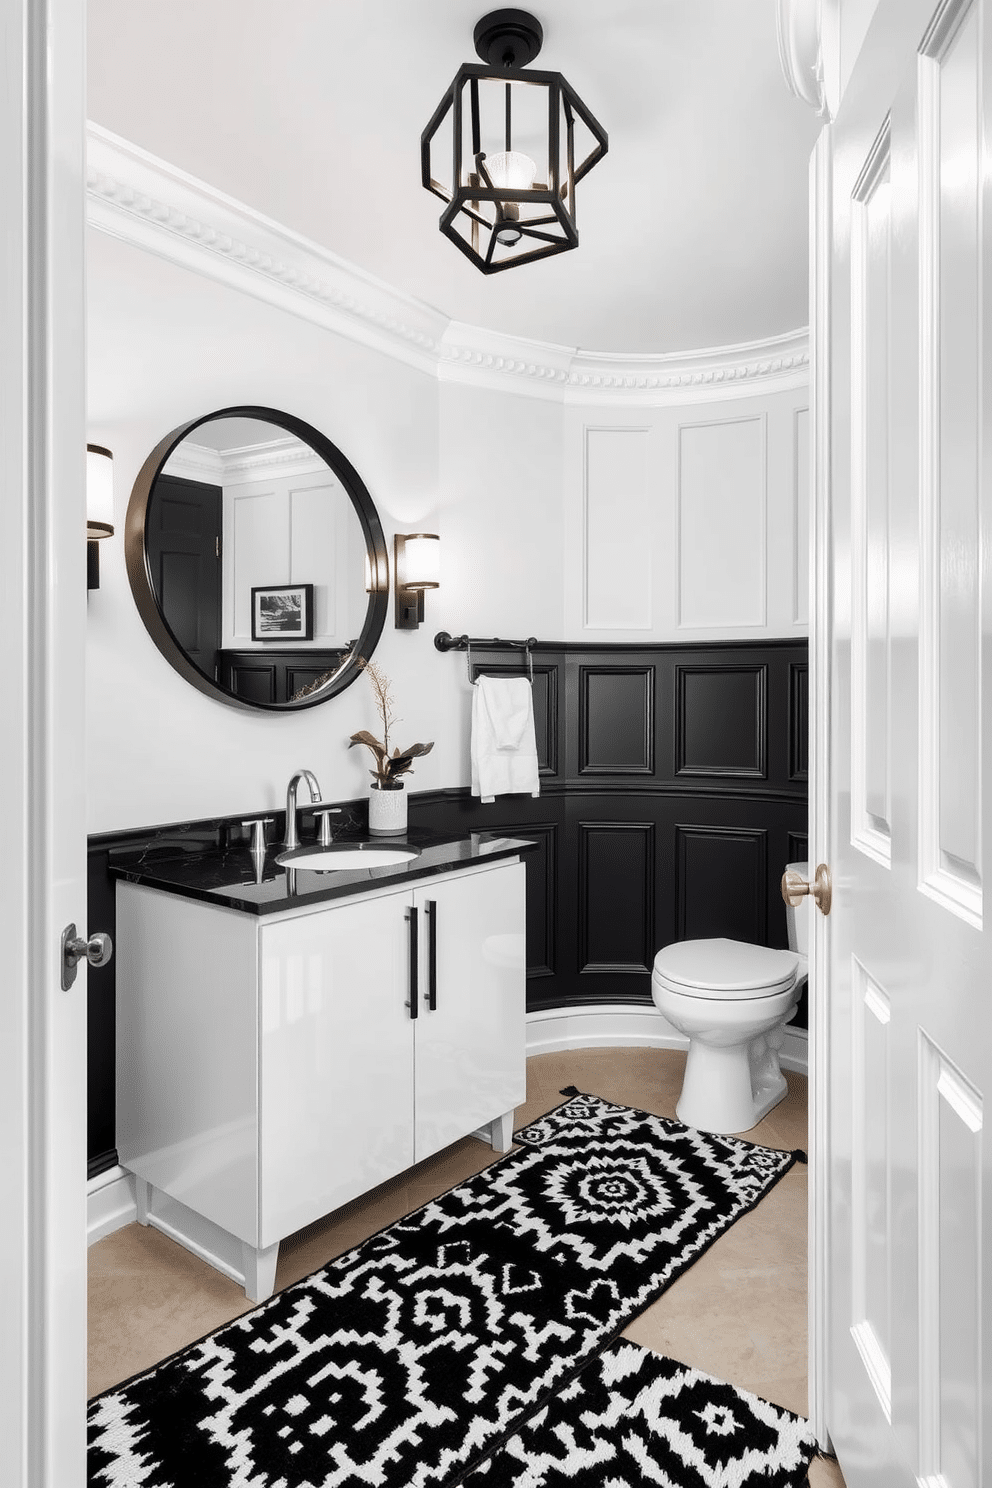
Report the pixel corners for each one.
[86,124,447,379]
[439,325,809,404]
[161,434,330,485]
[87,123,809,407]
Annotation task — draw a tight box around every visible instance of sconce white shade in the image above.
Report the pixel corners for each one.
[399,533,440,591]
[86,444,114,537]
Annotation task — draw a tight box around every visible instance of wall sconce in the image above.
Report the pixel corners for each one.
[86,444,114,590]
[394,533,440,629]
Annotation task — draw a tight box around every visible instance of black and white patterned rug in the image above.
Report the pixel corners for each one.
[89,1091,803,1488]
[464,1339,817,1488]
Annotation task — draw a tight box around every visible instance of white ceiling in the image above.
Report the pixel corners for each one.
[87,0,822,357]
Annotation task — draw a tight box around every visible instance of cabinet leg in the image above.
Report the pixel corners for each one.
[489,1109,515,1152]
[135,1175,151,1226]
[242,1241,280,1304]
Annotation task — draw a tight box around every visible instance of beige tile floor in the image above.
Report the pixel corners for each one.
[89,1046,844,1487]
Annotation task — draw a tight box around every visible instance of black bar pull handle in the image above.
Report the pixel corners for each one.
[426,899,438,1011]
[407,906,419,1019]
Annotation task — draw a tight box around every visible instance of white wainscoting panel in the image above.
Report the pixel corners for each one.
[583,427,652,629]
[919,2,984,927]
[225,474,358,649]
[850,124,893,868]
[793,407,810,625]
[850,959,892,1420]
[917,1029,983,1488]
[229,487,289,642]
[677,416,767,629]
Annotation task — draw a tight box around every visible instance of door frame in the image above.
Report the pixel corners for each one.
[0,0,89,1483]
[808,123,834,1456]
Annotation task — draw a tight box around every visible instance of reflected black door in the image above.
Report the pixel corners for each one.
[147,475,222,681]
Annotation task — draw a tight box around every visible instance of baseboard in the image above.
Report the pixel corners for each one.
[87,1164,137,1245]
[525,1004,809,1078]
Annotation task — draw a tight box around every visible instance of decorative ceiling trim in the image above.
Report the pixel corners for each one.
[87,123,809,406]
[776,0,828,116]
[161,435,330,485]
[87,124,447,378]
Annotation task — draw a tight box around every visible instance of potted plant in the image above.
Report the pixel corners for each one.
[349,660,433,834]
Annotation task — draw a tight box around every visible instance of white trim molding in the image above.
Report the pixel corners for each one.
[777,0,829,116]
[87,1165,137,1246]
[87,123,809,407]
[525,1003,809,1077]
[86,123,447,379]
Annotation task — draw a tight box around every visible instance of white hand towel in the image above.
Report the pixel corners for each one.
[471,674,540,803]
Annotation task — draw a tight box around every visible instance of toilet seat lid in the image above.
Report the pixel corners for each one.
[652,938,800,999]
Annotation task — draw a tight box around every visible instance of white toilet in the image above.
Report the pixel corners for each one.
[651,863,810,1134]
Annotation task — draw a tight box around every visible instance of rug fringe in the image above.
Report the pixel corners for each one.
[559,1085,581,1096]
[793,1149,809,1164]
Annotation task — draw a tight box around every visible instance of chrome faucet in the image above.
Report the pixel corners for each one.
[284,769,322,850]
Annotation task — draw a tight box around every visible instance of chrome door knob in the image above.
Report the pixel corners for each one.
[61,923,113,990]
[782,863,832,916]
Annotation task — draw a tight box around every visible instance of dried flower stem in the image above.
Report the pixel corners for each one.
[361,658,399,756]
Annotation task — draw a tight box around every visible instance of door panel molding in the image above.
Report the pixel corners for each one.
[850,120,894,868]
[918,1,984,927]
[917,1030,983,1487]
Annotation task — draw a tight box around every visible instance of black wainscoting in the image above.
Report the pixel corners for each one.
[87,638,807,1177]
[219,649,350,705]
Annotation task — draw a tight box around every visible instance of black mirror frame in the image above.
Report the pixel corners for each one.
[125,406,389,712]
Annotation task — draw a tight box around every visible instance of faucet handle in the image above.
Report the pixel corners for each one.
[241,818,274,856]
[309,806,342,847]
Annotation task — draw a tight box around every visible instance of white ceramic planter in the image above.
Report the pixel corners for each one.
[368,783,408,835]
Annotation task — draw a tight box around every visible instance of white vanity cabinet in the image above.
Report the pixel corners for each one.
[116,856,526,1301]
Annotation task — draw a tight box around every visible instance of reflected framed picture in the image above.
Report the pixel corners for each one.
[251,583,315,642]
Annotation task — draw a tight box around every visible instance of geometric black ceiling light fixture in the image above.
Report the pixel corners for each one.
[421,8,608,274]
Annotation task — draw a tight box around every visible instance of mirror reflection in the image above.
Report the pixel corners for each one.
[128,409,387,711]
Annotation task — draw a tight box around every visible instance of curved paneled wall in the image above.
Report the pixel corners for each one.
[86,128,809,1177]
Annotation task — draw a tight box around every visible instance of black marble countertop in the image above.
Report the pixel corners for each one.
[108,825,536,916]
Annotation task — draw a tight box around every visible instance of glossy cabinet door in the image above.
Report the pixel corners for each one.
[414,861,527,1163]
[258,886,415,1247]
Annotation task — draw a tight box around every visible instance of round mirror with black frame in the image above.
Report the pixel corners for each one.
[125,407,389,712]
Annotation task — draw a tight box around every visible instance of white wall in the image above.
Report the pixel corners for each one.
[432,381,565,788]
[86,229,809,832]
[86,231,444,832]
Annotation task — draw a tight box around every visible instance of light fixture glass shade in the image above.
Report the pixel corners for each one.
[400,533,440,591]
[86,444,115,536]
[484,150,537,190]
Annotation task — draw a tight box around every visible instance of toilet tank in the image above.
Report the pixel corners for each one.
[785,861,811,956]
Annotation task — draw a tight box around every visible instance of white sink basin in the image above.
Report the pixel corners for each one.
[276,844,420,871]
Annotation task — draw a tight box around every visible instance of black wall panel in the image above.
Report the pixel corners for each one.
[578,667,654,774]
[676,825,768,944]
[470,658,560,775]
[498,819,558,979]
[88,637,808,1176]
[676,666,766,778]
[577,821,655,974]
[790,663,809,781]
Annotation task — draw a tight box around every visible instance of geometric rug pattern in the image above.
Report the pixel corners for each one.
[88,1092,803,1488]
[464,1339,818,1488]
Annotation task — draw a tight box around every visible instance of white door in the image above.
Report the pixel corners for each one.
[0,0,89,1483]
[817,1,991,1481]
[414,862,527,1162]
